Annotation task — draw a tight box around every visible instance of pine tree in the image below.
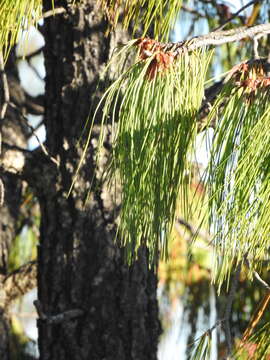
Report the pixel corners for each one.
[0,1,270,359]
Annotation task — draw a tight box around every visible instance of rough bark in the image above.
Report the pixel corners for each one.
[31,1,161,359]
[0,51,29,359]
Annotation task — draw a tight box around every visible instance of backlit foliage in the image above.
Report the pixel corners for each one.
[90,41,212,263]
[0,0,44,61]
[208,60,270,286]
[100,0,183,40]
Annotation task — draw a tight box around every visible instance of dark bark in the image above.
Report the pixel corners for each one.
[32,1,161,359]
[0,48,30,359]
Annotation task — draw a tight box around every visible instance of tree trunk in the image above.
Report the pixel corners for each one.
[34,1,160,359]
[0,50,29,359]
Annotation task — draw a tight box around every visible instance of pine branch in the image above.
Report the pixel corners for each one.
[241,293,270,343]
[24,93,44,116]
[138,23,270,58]
[199,57,270,129]
[213,0,264,31]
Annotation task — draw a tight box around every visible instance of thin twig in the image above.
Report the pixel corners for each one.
[175,217,211,244]
[181,4,205,18]
[24,120,59,166]
[0,51,9,207]
[187,318,225,347]
[24,93,44,116]
[0,178,4,207]
[213,0,264,32]
[17,46,44,80]
[223,263,241,358]
[241,292,270,343]
[266,51,270,76]
[27,59,44,81]
[2,141,32,154]
[245,259,270,291]
[26,126,58,166]
[0,52,10,120]
[21,7,67,30]
[9,102,59,166]
[42,7,66,20]
[26,119,44,139]
[17,46,44,61]
[21,7,66,32]
[253,271,270,291]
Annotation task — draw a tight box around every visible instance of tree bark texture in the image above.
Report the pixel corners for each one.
[0,51,29,359]
[34,1,161,359]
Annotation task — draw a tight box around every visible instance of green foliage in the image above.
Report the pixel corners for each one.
[208,64,270,286]
[189,332,212,360]
[8,227,38,272]
[91,43,212,263]
[0,0,44,60]
[101,0,183,40]
[0,0,62,61]
[187,320,270,360]
[235,322,270,360]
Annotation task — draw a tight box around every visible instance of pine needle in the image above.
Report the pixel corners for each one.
[100,0,183,41]
[89,41,212,264]
[207,62,270,286]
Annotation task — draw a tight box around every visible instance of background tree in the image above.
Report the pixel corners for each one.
[0,1,270,359]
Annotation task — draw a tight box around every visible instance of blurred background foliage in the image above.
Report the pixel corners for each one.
[8,188,39,272]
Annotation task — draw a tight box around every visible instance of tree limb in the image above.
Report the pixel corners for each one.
[187,24,270,49]
[8,103,59,167]
[199,57,270,129]
[213,0,264,31]
[24,93,44,116]
[17,47,44,62]
[139,23,270,57]
[2,141,31,154]
[181,5,205,18]
[245,259,270,291]
[3,261,37,307]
